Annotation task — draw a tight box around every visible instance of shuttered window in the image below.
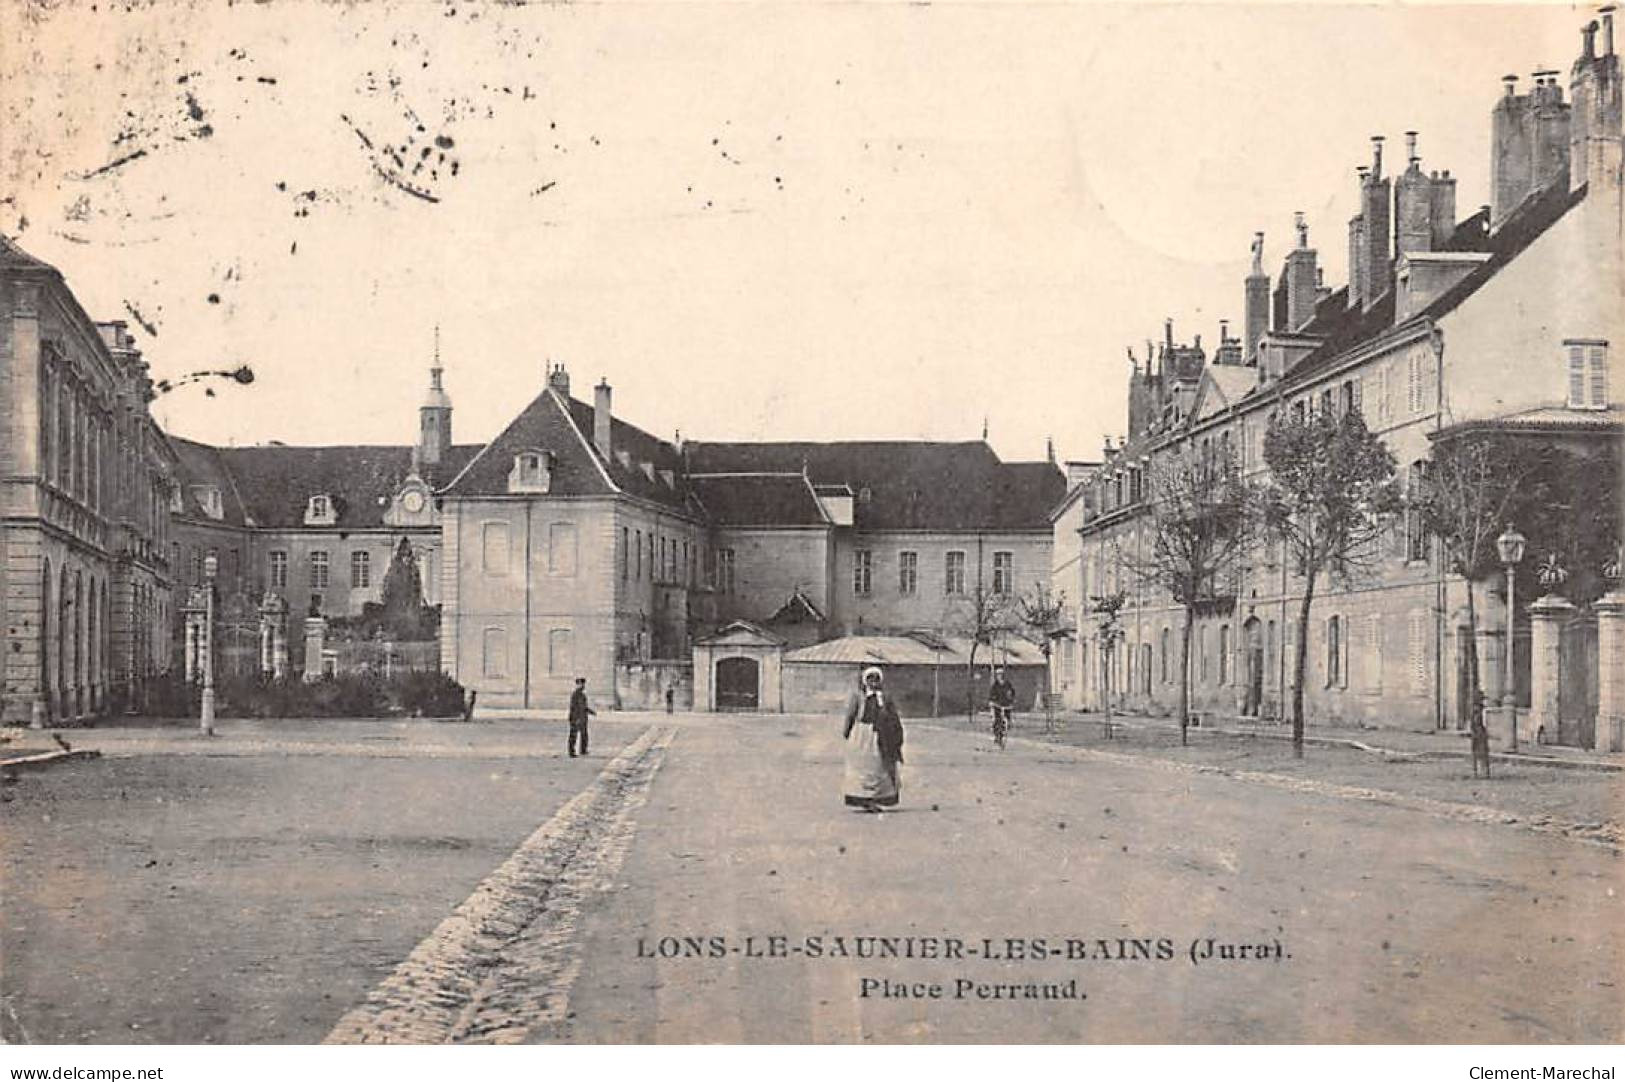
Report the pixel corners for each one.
[1408,610,1429,696]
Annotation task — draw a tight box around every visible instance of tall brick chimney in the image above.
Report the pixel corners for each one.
[547,361,571,397]
[594,379,613,461]
[1360,136,1392,309]
[1243,231,1270,363]
[1570,8,1622,197]
[1277,212,1319,332]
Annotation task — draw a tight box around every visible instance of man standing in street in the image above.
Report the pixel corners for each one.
[989,666,1016,750]
[568,677,596,758]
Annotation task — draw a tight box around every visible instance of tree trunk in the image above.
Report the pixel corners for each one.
[966,640,979,726]
[1290,567,1318,758]
[1178,605,1194,746]
[1463,578,1490,776]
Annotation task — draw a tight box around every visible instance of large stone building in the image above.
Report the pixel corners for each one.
[1055,15,1623,742]
[434,365,1063,711]
[0,238,178,725]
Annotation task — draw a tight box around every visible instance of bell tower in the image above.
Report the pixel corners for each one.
[419,325,453,470]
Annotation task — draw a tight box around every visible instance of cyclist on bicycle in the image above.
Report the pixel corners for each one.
[989,666,1016,749]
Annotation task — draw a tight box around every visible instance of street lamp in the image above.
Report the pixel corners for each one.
[1495,524,1526,752]
[200,551,218,736]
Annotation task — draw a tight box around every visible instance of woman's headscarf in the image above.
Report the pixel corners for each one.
[862,666,884,689]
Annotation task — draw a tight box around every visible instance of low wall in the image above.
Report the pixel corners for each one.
[616,661,693,711]
[782,660,1044,719]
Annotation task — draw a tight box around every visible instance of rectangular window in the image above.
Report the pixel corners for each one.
[310,550,330,589]
[549,522,578,577]
[717,549,736,594]
[853,549,872,596]
[635,529,642,579]
[191,547,204,586]
[269,551,287,590]
[898,551,918,595]
[944,551,966,596]
[992,551,1014,595]
[1219,624,1231,685]
[621,527,629,580]
[482,522,510,576]
[1408,610,1428,696]
[548,628,574,676]
[351,550,370,589]
[482,627,508,678]
[1364,614,1383,693]
[1199,626,1210,683]
[1565,341,1609,409]
[1326,615,1341,688]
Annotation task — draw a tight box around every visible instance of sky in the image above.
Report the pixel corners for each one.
[0,1,1592,466]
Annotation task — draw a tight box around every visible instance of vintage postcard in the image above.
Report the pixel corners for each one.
[0,0,1620,1058]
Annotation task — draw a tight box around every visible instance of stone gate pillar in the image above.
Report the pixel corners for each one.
[1593,591,1625,753]
[1527,594,1575,747]
[302,616,327,682]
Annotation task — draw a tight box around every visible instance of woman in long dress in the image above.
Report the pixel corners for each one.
[843,666,903,811]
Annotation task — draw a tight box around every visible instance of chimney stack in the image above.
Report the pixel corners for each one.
[1569,8,1620,196]
[547,361,571,397]
[1243,231,1270,362]
[594,379,613,461]
[1396,131,1436,258]
[1357,138,1393,309]
[1279,213,1319,331]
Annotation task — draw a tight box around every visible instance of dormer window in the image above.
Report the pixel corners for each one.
[640,461,655,481]
[616,449,632,471]
[304,493,336,526]
[509,449,553,494]
[659,468,675,488]
[190,485,223,521]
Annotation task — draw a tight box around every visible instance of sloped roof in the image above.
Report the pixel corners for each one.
[1419,181,1587,322]
[1193,365,1261,419]
[559,395,696,511]
[441,388,695,513]
[1282,183,1586,392]
[168,436,253,527]
[213,443,479,529]
[684,441,1063,531]
[0,234,55,274]
[689,473,830,527]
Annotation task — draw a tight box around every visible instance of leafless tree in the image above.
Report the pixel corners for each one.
[1124,448,1253,746]
[1259,406,1400,756]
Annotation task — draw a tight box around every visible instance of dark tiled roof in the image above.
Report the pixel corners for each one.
[689,473,831,527]
[560,395,695,511]
[1419,182,1586,321]
[1282,183,1585,392]
[217,443,480,528]
[0,234,55,273]
[168,436,252,527]
[684,441,1064,530]
[441,389,696,512]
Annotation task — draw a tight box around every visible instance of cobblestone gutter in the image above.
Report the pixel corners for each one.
[323,725,678,1044]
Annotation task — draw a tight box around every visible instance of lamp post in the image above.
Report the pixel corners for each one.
[200,552,218,736]
[1495,525,1526,752]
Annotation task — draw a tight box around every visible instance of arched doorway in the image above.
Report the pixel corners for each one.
[715,656,760,710]
[1243,617,1265,717]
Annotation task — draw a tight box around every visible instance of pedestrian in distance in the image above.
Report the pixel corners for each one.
[568,677,596,758]
[843,666,904,812]
[989,666,1016,749]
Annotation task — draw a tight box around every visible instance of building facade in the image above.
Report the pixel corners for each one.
[1057,17,1622,737]
[1,239,178,725]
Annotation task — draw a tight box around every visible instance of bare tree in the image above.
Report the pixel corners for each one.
[947,582,1015,725]
[1016,583,1067,731]
[1090,591,1126,739]
[1124,448,1253,746]
[1259,406,1400,756]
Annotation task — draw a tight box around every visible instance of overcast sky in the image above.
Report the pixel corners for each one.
[2,2,1589,465]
